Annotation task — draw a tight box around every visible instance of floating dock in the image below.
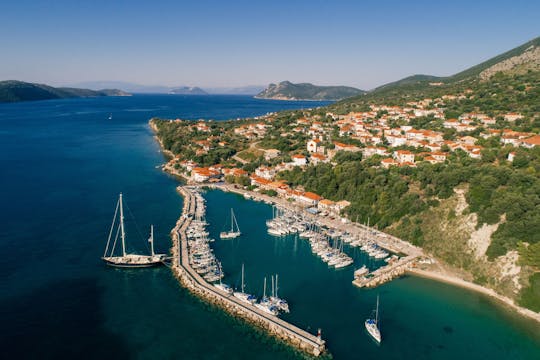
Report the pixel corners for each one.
[170,186,326,357]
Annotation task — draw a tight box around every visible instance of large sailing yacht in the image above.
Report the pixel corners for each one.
[102,193,167,268]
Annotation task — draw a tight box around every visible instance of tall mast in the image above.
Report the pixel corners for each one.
[263,277,267,298]
[375,295,379,324]
[119,193,126,257]
[233,209,239,232]
[149,224,155,256]
[241,263,245,293]
[271,275,275,297]
[276,274,279,298]
[104,198,120,257]
[219,263,223,286]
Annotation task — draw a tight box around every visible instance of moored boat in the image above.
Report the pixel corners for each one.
[102,194,167,268]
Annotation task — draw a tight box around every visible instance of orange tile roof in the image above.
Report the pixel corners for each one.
[303,192,323,201]
[523,135,540,146]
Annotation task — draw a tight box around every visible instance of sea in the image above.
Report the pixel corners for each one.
[0,95,538,359]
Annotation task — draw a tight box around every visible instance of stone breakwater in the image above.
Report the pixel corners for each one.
[169,185,326,357]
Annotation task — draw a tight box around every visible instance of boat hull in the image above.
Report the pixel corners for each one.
[220,231,241,239]
[102,255,166,268]
[364,319,381,343]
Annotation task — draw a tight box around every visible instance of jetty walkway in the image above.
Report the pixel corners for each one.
[170,185,326,357]
[352,255,417,288]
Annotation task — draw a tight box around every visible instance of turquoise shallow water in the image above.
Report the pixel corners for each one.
[0,95,538,359]
[204,190,540,359]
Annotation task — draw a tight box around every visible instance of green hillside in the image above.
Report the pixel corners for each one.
[0,80,129,103]
[338,36,540,107]
[256,81,365,100]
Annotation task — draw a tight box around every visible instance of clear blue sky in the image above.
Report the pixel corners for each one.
[1,0,539,89]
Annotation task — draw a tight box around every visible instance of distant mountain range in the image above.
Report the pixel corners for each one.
[255,81,365,101]
[345,36,540,101]
[169,86,207,95]
[0,80,130,103]
[72,81,265,95]
[6,36,538,104]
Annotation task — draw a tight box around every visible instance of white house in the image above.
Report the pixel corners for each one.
[291,154,307,166]
[307,139,322,153]
[255,166,276,180]
[393,150,415,163]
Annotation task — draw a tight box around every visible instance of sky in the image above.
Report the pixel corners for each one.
[1,0,539,90]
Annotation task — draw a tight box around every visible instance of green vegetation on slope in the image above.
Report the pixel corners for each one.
[0,80,129,103]
[256,81,365,100]
[518,273,540,312]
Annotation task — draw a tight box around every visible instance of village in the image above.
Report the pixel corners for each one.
[156,90,540,216]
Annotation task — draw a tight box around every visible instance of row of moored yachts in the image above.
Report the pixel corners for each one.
[266,207,396,269]
[186,192,225,283]
[186,189,289,317]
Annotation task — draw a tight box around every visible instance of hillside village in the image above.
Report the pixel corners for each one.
[152,37,540,312]
[154,90,538,215]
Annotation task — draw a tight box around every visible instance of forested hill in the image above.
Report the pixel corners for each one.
[0,80,130,103]
[337,36,540,106]
[281,36,540,311]
[255,81,365,101]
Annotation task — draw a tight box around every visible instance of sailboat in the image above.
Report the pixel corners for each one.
[269,274,290,313]
[233,263,257,305]
[255,277,279,315]
[213,262,233,295]
[102,193,167,268]
[365,295,381,343]
[220,208,241,239]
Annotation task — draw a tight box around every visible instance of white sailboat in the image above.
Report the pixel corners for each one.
[233,264,257,304]
[270,274,290,313]
[102,193,167,268]
[365,295,381,343]
[213,263,233,295]
[255,277,279,315]
[220,208,241,239]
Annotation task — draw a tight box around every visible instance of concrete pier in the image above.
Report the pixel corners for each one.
[170,186,326,357]
[352,255,417,288]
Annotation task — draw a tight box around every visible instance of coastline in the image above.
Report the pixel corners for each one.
[150,121,540,326]
[407,267,540,323]
[253,95,337,102]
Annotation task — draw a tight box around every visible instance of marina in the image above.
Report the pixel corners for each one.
[212,183,424,288]
[164,182,427,355]
[170,185,326,356]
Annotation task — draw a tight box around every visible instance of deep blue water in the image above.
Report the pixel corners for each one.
[0,95,538,359]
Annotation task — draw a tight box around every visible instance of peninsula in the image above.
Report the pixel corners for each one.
[255,81,364,101]
[0,80,130,103]
[152,36,540,327]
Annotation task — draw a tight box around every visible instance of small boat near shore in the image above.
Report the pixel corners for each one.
[354,265,369,278]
